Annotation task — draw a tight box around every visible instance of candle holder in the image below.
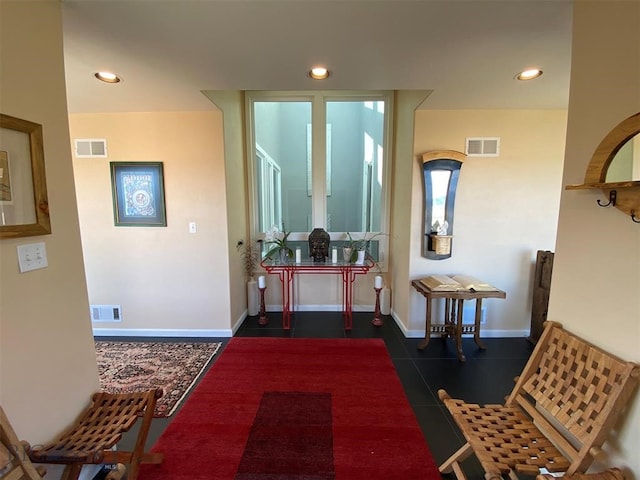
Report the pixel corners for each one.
[372,287,383,327]
[258,286,268,326]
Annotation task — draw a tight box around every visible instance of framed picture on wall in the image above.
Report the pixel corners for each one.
[0,150,13,204]
[0,114,51,238]
[110,162,167,227]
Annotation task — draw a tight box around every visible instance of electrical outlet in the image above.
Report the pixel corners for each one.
[189,222,197,233]
[17,242,48,273]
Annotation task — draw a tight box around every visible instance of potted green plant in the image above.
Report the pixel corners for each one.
[343,232,356,262]
[264,225,294,264]
[345,231,388,264]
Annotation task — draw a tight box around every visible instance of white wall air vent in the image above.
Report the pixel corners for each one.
[465,137,500,157]
[91,305,122,322]
[75,139,107,158]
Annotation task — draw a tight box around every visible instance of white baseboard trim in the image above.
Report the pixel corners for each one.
[391,311,408,335]
[92,328,233,338]
[233,311,248,334]
[390,311,528,338]
[93,314,527,340]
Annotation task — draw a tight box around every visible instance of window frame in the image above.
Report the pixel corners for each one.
[245,91,393,268]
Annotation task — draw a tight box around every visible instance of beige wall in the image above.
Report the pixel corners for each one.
[70,106,567,335]
[69,111,234,334]
[0,0,100,464]
[395,110,566,336]
[389,91,433,331]
[203,92,252,334]
[549,1,640,473]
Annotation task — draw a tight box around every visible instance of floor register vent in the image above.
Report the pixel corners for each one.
[91,305,122,322]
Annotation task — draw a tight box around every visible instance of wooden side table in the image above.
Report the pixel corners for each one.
[411,280,506,361]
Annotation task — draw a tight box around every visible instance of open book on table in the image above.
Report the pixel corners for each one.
[419,275,462,292]
[418,274,499,292]
[451,275,499,292]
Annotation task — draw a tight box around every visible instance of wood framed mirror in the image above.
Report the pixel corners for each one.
[0,114,51,238]
[566,112,640,222]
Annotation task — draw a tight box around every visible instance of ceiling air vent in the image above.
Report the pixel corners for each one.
[91,305,122,322]
[465,137,500,157]
[75,139,107,158]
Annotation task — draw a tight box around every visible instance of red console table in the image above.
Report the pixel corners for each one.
[261,257,375,330]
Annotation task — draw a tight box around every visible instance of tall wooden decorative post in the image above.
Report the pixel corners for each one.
[372,275,383,327]
[258,275,268,326]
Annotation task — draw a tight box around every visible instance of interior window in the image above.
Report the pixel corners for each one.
[248,92,391,261]
[325,100,385,233]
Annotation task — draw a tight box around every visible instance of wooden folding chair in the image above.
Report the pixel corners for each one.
[438,321,640,480]
[1,405,46,480]
[29,389,163,480]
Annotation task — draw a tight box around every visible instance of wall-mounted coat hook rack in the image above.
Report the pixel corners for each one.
[597,190,617,207]
[565,112,640,224]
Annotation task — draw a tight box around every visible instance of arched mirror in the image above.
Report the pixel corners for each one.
[605,132,639,182]
[566,112,640,222]
[420,150,465,259]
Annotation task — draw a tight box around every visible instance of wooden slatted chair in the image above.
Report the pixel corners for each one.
[1,405,46,480]
[29,389,163,480]
[438,321,640,480]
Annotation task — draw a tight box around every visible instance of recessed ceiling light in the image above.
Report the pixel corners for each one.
[516,69,543,81]
[95,71,122,83]
[308,67,330,80]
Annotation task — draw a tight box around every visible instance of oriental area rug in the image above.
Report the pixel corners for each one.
[138,338,440,480]
[95,340,222,417]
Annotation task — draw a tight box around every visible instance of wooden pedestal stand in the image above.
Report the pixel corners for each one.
[258,286,268,326]
[372,287,383,326]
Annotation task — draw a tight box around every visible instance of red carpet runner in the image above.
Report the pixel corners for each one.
[138,338,440,480]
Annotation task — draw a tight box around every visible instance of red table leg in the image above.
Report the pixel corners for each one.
[342,269,356,330]
[261,260,376,332]
[280,269,294,330]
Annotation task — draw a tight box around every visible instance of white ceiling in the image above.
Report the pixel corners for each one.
[61,0,573,113]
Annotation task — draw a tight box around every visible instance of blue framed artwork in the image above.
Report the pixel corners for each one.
[110,162,167,226]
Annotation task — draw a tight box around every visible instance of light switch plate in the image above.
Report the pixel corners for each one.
[17,242,48,273]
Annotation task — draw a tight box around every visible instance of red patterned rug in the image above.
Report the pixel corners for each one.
[95,341,221,417]
[139,338,440,479]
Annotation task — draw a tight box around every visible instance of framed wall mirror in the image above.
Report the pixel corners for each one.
[605,132,639,182]
[0,114,51,238]
[420,150,465,259]
[566,112,640,222]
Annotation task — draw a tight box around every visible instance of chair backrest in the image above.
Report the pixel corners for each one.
[0,406,43,479]
[507,321,640,475]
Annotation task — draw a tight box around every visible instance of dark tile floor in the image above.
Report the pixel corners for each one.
[97,310,535,479]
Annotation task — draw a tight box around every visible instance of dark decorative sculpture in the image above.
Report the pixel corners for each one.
[308,228,330,262]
